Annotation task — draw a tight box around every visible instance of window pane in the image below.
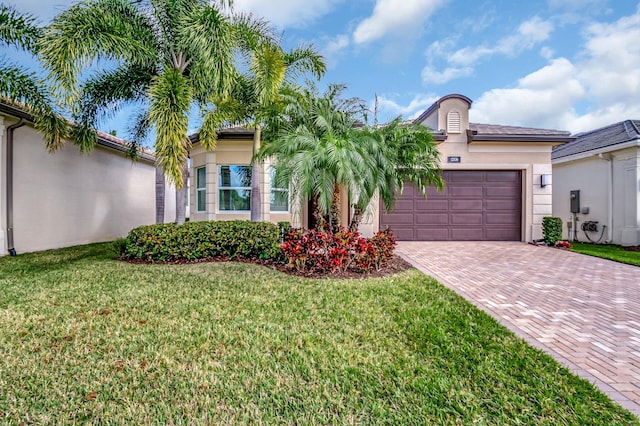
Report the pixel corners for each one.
[219,165,251,187]
[270,190,288,212]
[197,190,206,212]
[219,189,251,211]
[197,167,206,189]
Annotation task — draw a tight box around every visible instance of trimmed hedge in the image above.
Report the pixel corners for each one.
[121,220,281,262]
[542,216,563,246]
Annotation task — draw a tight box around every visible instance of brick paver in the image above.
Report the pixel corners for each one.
[397,241,640,416]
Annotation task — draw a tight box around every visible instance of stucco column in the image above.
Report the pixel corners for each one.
[205,151,217,221]
[0,116,6,256]
[532,164,553,241]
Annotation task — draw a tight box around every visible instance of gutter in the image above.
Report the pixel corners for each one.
[6,119,26,256]
[598,153,614,243]
[552,138,640,164]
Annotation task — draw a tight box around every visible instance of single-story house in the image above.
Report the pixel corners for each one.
[188,94,574,242]
[552,120,640,246]
[0,102,176,256]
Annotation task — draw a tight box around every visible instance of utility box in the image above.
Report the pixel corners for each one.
[570,190,580,213]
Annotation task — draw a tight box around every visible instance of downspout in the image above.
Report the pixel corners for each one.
[6,119,26,256]
[598,153,614,243]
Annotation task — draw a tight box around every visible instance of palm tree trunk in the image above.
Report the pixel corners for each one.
[349,205,363,232]
[155,165,165,224]
[175,161,188,224]
[250,124,262,222]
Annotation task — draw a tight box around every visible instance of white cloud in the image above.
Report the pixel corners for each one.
[449,16,554,66]
[471,58,585,130]
[232,0,342,29]
[422,16,555,85]
[470,8,640,134]
[320,34,350,68]
[576,11,640,104]
[375,93,439,121]
[421,66,473,85]
[353,0,448,44]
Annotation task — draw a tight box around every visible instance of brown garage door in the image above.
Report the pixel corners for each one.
[380,170,522,241]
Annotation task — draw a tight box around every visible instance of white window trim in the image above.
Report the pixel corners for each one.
[196,166,206,213]
[218,165,252,213]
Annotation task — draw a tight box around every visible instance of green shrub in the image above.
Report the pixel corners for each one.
[121,220,281,262]
[542,217,563,246]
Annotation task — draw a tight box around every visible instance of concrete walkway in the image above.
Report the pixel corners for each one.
[397,241,640,416]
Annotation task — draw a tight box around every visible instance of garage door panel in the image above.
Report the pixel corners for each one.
[449,171,483,182]
[381,170,522,241]
[416,213,449,225]
[450,186,483,197]
[486,171,520,182]
[451,228,484,240]
[485,186,519,198]
[450,213,483,224]
[415,228,450,240]
[450,200,482,211]
[392,228,417,241]
[486,213,520,225]
[485,199,517,210]
[392,199,414,211]
[380,213,414,225]
[416,199,447,210]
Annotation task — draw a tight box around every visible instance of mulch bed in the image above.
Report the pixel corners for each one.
[121,255,413,279]
[623,246,640,252]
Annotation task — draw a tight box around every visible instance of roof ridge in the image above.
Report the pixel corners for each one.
[623,119,640,138]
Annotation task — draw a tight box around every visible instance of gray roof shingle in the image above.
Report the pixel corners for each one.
[552,120,640,160]
[470,123,572,136]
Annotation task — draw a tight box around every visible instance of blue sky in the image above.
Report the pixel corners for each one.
[5,0,640,140]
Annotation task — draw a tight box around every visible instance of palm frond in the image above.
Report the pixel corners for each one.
[0,64,71,151]
[0,4,41,53]
[40,0,158,100]
[148,68,192,188]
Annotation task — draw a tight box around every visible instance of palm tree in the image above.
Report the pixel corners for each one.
[0,4,69,149]
[258,83,369,229]
[259,83,443,231]
[349,117,444,230]
[201,42,325,221]
[38,0,275,202]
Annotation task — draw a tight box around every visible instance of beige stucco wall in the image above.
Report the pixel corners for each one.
[1,117,175,255]
[189,139,294,225]
[553,146,640,246]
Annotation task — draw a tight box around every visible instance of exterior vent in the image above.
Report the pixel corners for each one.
[447,110,461,134]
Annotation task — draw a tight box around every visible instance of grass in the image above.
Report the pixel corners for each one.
[570,242,640,267]
[0,243,637,425]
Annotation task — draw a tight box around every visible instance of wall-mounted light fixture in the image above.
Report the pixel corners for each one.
[541,174,551,188]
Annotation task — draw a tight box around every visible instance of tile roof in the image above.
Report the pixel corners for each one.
[0,100,155,161]
[470,123,572,136]
[552,120,640,160]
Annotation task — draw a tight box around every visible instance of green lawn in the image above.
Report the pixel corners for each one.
[0,243,637,424]
[570,242,640,267]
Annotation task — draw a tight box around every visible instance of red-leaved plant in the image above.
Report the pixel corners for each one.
[281,227,397,274]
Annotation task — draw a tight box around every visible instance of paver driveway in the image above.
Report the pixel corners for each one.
[397,241,640,416]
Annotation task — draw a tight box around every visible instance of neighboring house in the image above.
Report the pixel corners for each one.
[552,120,640,246]
[188,94,573,242]
[0,102,176,256]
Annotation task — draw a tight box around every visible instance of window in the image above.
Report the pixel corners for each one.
[447,110,461,133]
[196,166,206,212]
[269,167,289,212]
[218,165,251,211]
